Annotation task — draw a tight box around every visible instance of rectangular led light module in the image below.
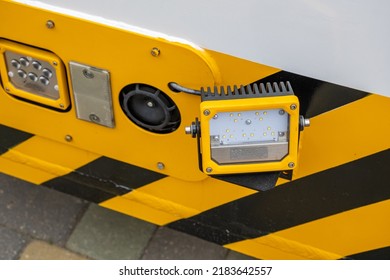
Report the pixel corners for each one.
[199,82,300,175]
[0,39,70,110]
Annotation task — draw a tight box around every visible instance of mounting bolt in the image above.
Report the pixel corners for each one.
[151,47,160,57]
[288,162,295,168]
[206,167,213,173]
[157,162,165,170]
[82,68,94,79]
[299,115,311,131]
[89,114,100,123]
[203,109,210,116]
[290,104,297,110]
[46,20,55,29]
[65,135,73,142]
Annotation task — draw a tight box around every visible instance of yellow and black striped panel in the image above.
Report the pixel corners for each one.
[168,150,390,258]
[0,124,33,155]
[2,71,388,259]
[43,157,167,203]
[1,0,389,260]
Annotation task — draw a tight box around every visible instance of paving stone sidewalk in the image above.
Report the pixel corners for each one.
[0,172,255,260]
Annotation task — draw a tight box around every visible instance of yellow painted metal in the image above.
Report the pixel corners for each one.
[225,200,390,259]
[0,0,280,183]
[101,177,256,225]
[0,136,100,184]
[0,39,70,110]
[200,95,300,174]
[276,93,390,185]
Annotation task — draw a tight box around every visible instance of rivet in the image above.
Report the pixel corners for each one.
[46,20,55,29]
[52,61,58,66]
[5,87,10,92]
[59,103,64,108]
[206,167,213,173]
[65,135,73,142]
[151,47,160,57]
[203,109,210,116]
[288,162,295,168]
[157,162,165,170]
[290,104,297,110]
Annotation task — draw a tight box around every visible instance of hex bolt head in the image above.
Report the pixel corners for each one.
[65,135,73,142]
[203,109,210,116]
[288,162,295,168]
[206,167,213,173]
[46,20,55,29]
[157,162,165,170]
[290,104,297,110]
[151,47,160,57]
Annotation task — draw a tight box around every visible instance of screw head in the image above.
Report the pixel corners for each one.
[205,167,213,173]
[82,68,94,79]
[279,109,285,115]
[89,114,100,123]
[290,104,297,110]
[288,162,295,168]
[157,162,165,170]
[46,20,55,29]
[5,87,10,92]
[151,47,160,57]
[65,135,73,142]
[203,109,210,116]
[59,103,64,108]
[52,61,58,66]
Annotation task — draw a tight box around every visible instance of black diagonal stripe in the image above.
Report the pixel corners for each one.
[169,149,390,245]
[43,156,166,203]
[0,124,34,155]
[256,71,368,118]
[347,246,390,260]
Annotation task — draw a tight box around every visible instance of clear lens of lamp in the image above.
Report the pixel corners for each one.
[4,51,59,100]
[0,39,70,110]
[209,108,289,164]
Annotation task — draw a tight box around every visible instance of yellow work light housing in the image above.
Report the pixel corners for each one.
[184,81,307,175]
[0,39,69,110]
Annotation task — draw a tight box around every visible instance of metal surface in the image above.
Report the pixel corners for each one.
[211,141,289,165]
[69,62,114,128]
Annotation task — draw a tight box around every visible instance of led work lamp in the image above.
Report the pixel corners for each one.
[185,82,309,175]
[0,39,69,110]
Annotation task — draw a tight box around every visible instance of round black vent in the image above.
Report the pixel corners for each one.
[119,84,181,133]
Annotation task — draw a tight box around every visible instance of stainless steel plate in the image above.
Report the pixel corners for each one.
[69,62,114,128]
